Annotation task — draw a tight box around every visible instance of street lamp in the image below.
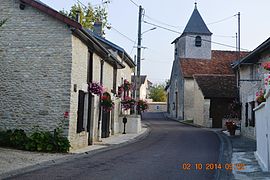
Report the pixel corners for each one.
[135,5,156,114]
[141,27,157,35]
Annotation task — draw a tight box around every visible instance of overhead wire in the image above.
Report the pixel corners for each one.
[129,0,139,7]
[207,14,237,25]
[144,20,249,51]
[110,27,136,43]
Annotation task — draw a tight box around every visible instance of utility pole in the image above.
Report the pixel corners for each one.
[236,12,241,101]
[237,12,241,90]
[238,12,240,55]
[136,5,143,102]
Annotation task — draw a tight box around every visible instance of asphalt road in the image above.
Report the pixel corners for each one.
[8,112,221,180]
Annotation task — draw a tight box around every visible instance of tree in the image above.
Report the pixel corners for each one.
[60,3,109,33]
[149,84,167,102]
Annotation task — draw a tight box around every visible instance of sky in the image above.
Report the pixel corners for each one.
[42,0,270,84]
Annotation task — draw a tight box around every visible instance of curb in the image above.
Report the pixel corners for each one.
[214,131,233,180]
[0,126,151,179]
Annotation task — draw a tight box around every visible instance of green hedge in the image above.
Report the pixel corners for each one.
[0,129,70,153]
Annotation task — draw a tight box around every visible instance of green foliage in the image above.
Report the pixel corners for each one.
[149,84,167,102]
[60,3,108,32]
[0,129,70,153]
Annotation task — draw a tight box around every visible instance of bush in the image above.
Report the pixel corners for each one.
[0,129,70,153]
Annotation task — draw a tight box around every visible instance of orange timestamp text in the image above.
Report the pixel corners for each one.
[181,163,246,171]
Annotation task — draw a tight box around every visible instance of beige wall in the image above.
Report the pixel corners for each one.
[69,35,89,150]
[184,78,195,120]
[148,102,167,112]
[140,80,148,100]
[193,80,205,126]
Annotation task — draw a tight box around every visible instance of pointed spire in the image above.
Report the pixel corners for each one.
[182,4,212,35]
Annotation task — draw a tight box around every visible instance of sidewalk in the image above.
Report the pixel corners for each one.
[0,127,149,179]
[223,131,270,180]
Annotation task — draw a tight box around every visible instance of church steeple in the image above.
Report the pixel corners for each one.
[182,3,212,35]
[173,3,212,60]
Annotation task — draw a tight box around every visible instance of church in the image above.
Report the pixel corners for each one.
[167,3,248,128]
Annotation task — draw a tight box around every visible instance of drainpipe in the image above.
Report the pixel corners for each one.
[97,59,104,141]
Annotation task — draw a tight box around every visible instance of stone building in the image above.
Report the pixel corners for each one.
[167,3,248,127]
[0,0,124,150]
[89,29,136,136]
[131,75,152,101]
[233,37,270,140]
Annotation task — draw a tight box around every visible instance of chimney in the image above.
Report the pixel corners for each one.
[75,11,80,23]
[93,22,103,36]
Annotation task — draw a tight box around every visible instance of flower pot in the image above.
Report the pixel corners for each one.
[229,129,236,136]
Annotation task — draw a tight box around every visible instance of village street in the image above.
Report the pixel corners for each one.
[7,112,222,180]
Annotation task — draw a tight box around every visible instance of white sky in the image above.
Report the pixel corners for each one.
[41,0,270,84]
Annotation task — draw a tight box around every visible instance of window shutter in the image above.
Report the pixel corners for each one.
[77,90,85,133]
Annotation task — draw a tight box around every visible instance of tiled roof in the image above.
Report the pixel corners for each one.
[131,75,147,85]
[194,75,237,98]
[180,50,249,77]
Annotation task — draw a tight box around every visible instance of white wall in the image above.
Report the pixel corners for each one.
[254,86,270,171]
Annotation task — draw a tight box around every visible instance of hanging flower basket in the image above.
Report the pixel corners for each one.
[262,62,270,71]
[121,96,136,110]
[88,82,104,95]
[123,79,132,91]
[137,100,148,113]
[101,94,114,112]
[264,74,270,89]
[256,89,266,105]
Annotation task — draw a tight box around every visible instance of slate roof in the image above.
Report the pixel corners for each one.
[85,29,136,68]
[194,75,237,98]
[180,50,249,78]
[182,5,212,35]
[131,75,147,85]
[233,37,270,68]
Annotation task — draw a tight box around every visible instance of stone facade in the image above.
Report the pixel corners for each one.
[176,35,211,60]
[184,78,195,120]
[0,0,73,136]
[239,52,269,140]
[167,60,184,120]
[0,0,121,150]
[69,35,89,149]
[193,80,205,126]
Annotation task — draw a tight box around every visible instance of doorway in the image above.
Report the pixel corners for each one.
[101,93,111,138]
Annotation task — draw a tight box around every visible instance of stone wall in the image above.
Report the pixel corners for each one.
[239,60,266,140]
[147,102,167,112]
[193,80,205,126]
[178,35,211,60]
[68,35,89,149]
[167,60,184,120]
[0,0,72,135]
[184,78,195,120]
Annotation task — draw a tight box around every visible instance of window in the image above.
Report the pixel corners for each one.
[195,36,202,47]
[245,101,255,127]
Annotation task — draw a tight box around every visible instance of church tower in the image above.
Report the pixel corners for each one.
[173,3,212,60]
